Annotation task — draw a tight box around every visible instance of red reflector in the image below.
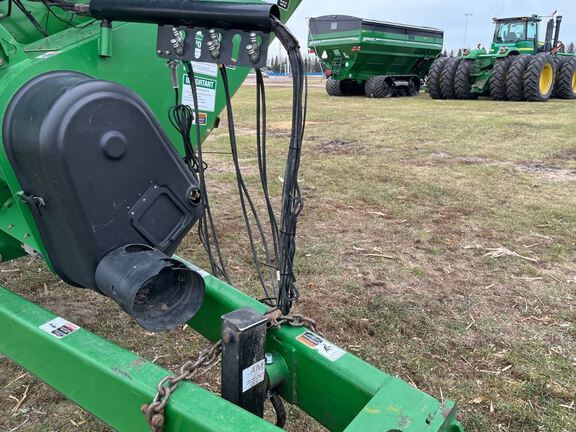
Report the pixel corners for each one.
[325,69,332,77]
[351,46,361,52]
[308,48,315,54]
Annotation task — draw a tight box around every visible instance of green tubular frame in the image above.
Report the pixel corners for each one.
[0,266,464,432]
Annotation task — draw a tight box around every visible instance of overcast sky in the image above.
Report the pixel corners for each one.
[272,0,576,55]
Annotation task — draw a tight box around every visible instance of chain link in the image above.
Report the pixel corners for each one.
[142,312,320,431]
[274,314,324,337]
[141,340,222,432]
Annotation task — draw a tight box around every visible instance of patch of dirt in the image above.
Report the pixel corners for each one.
[430,153,576,182]
[314,139,366,155]
[553,148,576,161]
[516,163,576,183]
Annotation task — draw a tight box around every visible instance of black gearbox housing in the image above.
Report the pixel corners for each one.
[3,71,205,331]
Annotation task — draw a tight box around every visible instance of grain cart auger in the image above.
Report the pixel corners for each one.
[0,1,464,431]
[428,13,576,102]
[308,15,444,98]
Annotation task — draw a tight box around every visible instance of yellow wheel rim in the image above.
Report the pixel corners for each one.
[572,70,576,93]
[539,63,554,95]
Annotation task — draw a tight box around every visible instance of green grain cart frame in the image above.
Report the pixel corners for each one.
[308,15,444,98]
[427,14,576,102]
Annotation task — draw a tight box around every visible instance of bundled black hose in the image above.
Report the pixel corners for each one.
[270,17,306,314]
[220,66,279,303]
[183,62,230,283]
[168,18,306,315]
[256,69,280,263]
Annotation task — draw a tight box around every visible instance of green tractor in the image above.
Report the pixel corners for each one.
[428,14,576,102]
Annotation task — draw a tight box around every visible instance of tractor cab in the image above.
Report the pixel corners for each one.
[491,16,541,54]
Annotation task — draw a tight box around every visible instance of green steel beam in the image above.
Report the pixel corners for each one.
[186,262,465,432]
[0,287,280,432]
[1,262,464,432]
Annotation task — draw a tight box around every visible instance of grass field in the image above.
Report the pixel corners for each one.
[1,77,575,432]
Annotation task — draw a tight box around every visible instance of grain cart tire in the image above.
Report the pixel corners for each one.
[408,76,421,97]
[427,57,449,99]
[326,78,343,96]
[365,76,393,98]
[555,57,576,99]
[489,57,512,101]
[524,53,555,102]
[439,58,461,99]
[340,79,366,96]
[454,60,478,99]
[506,55,532,101]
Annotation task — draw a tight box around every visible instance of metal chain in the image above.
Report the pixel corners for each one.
[141,340,222,432]
[141,311,321,431]
[274,314,324,337]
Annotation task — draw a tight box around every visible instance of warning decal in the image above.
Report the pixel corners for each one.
[40,317,80,339]
[242,359,266,393]
[193,112,208,126]
[191,61,218,78]
[296,331,346,362]
[182,75,217,113]
[277,0,290,10]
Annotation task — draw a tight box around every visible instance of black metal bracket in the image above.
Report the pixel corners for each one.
[221,307,268,417]
[156,26,271,68]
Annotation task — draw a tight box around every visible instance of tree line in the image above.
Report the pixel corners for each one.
[267,55,323,73]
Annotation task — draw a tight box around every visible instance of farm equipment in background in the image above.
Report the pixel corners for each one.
[428,13,576,102]
[308,15,444,98]
[0,1,465,431]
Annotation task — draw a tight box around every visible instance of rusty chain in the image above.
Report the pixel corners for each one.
[141,340,222,432]
[142,311,321,431]
[273,314,324,337]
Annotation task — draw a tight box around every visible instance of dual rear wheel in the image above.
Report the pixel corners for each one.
[428,54,576,102]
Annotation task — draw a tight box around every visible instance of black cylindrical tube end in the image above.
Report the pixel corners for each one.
[90,0,280,31]
[95,245,205,332]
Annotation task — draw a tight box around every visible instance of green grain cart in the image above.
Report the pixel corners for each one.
[428,14,576,102]
[308,15,444,98]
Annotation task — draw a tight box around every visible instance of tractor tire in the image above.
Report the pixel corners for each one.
[454,60,478,99]
[427,57,449,99]
[551,56,564,98]
[555,57,576,99]
[506,55,532,101]
[365,76,393,98]
[489,57,512,101]
[524,53,556,102]
[326,78,343,96]
[439,57,461,99]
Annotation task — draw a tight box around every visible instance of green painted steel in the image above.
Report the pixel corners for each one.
[0,286,281,432]
[308,16,443,82]
[0,262,465,432]
[0,0,300,267]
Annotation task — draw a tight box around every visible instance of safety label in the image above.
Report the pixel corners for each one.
[183,75,217,113]
[296,331,346,362]
[277,0,290,10]
[193,112,208,126]
[242,359,266,393]
[191,61,218,78]
[39,317,80,339]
